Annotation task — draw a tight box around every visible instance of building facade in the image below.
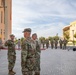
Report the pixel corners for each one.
[63,21,76,41]
[0,0,12,42]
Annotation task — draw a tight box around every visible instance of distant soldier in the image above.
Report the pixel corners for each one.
[32,33,41,75]
[54,39,58,49]
[42,40,45,49]
[21,28,36,75]
[5,34,16,75]
[59,39,63,49]
[63,38,67,50]
[0,38,2,50]
[50,39,54,49]
[17,39,21,50]
[45,39,49,49]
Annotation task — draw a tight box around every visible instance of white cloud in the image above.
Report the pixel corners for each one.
[12,0,76,38]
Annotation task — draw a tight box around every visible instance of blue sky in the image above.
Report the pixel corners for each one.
[12,0,76,38]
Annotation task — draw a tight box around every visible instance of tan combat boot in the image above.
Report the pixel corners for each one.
[11,70,16,74]
[8,70,15,75]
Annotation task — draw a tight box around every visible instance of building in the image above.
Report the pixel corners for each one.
[63,21,76,41]
[0,0,12,42]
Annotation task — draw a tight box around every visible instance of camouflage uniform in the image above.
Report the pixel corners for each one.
[54,39,58,49]
[5,40,16,72]
[35,39,41,75]
[45,39,49,49]
[59,39,63,49]
[63,39,67,50]
[50,40,54,49]
[21,37,36,75]
[0,38,2,50]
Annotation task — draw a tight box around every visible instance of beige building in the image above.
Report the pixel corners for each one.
[63,21,76,41]
[0,0,12,42]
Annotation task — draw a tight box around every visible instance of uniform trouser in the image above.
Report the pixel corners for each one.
[35,54,40,73]
[51,45,53,49]
[63,44,66,49]
[8,55,16,70]
[60,44,62,49]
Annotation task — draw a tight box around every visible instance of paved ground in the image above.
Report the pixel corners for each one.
[0,48,76,75]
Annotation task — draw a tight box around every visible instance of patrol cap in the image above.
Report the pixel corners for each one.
[10,34,15,37]
[23,28,31,33]
[32,33,37,36]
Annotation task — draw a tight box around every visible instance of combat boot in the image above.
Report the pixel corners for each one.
[35,72,40,75]
[11,70,16,74]
[8,70,15,75]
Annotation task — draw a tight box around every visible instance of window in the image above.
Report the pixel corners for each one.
[1,29,2,35]
[1,11,3,23]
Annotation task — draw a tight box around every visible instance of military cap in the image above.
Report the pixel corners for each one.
[10,34,15,37]
[23,28,31,33]
[32,33,37,36]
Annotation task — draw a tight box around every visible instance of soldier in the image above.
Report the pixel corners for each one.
[63,38,67,50]
[32,33,41,75]
[42,40,45,49]
[5,34,16,75]
[59,39,63,49]
[17,39,21,50]
[50,39,54,49]
[21,28,36,75]
[45,39,49,49]
[0,38,2,50]
[54,39,58,49]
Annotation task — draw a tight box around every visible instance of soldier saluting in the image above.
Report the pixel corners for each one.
[21,28,36,75]
[5,34,16,75]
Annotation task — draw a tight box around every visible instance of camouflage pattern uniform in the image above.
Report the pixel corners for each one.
[42,40,45,49]
[54,39,58,49]
[0,38,2,50]
[59,39,63,49]
[45,39,49,49]
[35,39,41,75]
[63,39,67,50]
[50,40,54,49]
[5,40,16,74]
[21,37,36,75]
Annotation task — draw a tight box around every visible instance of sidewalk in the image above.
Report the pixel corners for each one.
[0,48,76,75]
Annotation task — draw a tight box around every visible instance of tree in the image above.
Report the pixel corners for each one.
[48,36,53,41]
[74,33,76,39]
[39,37,45,43]
[53,36,59,40]
[63,31,70,41]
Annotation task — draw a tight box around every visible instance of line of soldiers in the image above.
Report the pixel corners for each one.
[42,38,67,50]
[51,38,67,49]
[4,28,41,75]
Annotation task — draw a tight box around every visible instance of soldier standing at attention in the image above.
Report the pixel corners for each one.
[5,34,16,75]
[32,33,41,75]
[59,39,63,49]
[63,38,67,50]
[45,39,49,49]
[21,28,36,75]
[54,39,58,49]
[0,38,2,50]
[50,39,54,49]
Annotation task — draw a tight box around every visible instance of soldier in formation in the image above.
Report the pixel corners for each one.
[54,39,58,49]
[45,39,49,49]
[63,38,67,50]
[0,38,2,50]
[59,39,63,49]
[21,28,36,75]
[50,39,54,49]
[32,33,41,75]
[5,34,16,75]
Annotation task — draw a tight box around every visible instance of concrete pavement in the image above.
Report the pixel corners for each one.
[0,48,76,75]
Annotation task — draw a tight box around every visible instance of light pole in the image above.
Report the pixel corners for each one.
[72,30,74,46]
